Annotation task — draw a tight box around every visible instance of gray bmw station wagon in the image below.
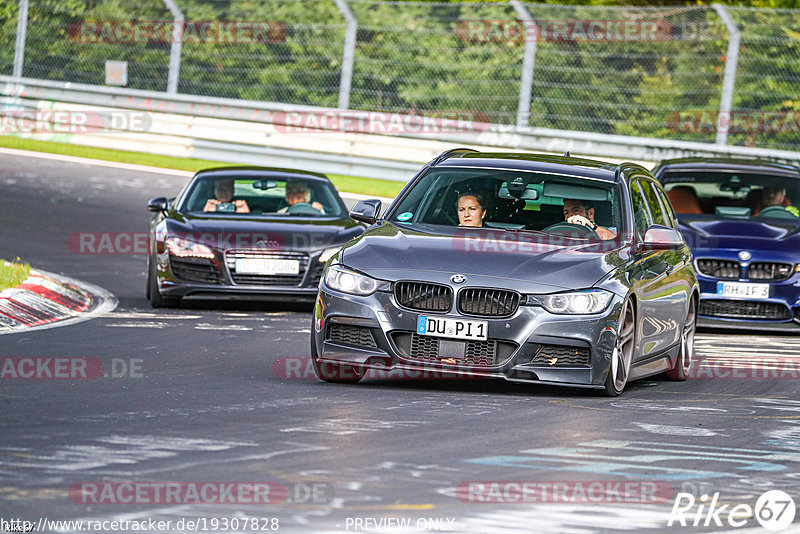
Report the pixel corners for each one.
[311,149,699,396]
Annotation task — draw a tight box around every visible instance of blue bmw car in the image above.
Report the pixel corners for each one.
[652,157,800,331]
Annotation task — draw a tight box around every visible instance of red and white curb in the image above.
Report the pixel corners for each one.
[0,268,117,334]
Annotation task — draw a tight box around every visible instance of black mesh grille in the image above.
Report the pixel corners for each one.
[747,262,794,282]
[696,259,740,279]
[408,333,495,366]
[170,257,223,284]
[458,288,520,317]
[395,282,452,312]
[699,300,791,320]
[226,250,308,286]
[531,345,591,367]
[326,324,377,348]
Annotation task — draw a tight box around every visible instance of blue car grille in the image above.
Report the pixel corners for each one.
[747,262,794,282]
[696,259,795,282]
[394,282,452,312]
[695,259,740,279]
[699,300,791,320]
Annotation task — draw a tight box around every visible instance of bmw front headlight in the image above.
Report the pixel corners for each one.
[324,265,388,296]
[527,289,613,315]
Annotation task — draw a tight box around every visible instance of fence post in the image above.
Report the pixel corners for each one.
[162,0,184,94]
[13,0,30,79]
[333,0,357,110]
[510,0,536,129]
[712,4,740,146]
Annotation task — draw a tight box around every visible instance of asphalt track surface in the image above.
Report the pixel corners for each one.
[2,152,800,534]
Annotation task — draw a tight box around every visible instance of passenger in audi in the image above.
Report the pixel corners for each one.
[563,198,616,239]
[203,179,250,213]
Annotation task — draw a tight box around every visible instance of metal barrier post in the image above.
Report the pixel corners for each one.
[13,0,30,80]
[713,3,740,146]
[333,0,357,110]
[510,0,536,129]
[162,0,184,94]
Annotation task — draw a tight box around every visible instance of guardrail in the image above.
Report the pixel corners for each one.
[2,76,798,182]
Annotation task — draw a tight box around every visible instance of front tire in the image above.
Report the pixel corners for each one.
[667,296,696,381]
[604,299,636,397]
[147,256,180,308]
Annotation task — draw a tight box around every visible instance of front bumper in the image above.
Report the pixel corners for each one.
[312,282,626,389]
[696,277,800,330]
[156,250,324,301]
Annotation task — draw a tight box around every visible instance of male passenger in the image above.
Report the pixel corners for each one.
[563,198,617,240]
[203,179,250,213]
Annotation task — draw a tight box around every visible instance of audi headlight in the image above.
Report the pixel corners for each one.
[165,236,214,259]
[324,265,388,296]
[318,246,341,263]
[527,289,613,314]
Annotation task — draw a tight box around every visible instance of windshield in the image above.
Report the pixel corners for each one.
[180,174,343,217]
[388,168,622,239]
[661,171,800,221]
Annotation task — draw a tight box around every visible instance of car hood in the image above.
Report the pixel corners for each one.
[678,215,800,252]
[164,213,362,251]
[340,222,625,291]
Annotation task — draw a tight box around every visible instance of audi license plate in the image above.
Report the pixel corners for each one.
[235,258,300,275]
[716,281,769,299]
[417,315,487,341]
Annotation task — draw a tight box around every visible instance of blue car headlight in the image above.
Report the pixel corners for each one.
[527,289,613,314]
[324,265,389,296]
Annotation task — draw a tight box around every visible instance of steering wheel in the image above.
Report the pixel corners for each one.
[287,202,323,215]
[541,221,598,237]
[757,206,798,219]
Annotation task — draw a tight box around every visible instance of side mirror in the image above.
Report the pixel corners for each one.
[350,199,382,224]
[642,225,684,250]
[147,197,169,213]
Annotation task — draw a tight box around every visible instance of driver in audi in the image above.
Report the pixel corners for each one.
[563,198,617,240]
[277,181,324,214]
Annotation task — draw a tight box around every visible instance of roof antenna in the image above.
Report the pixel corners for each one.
[563,151,571,157]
